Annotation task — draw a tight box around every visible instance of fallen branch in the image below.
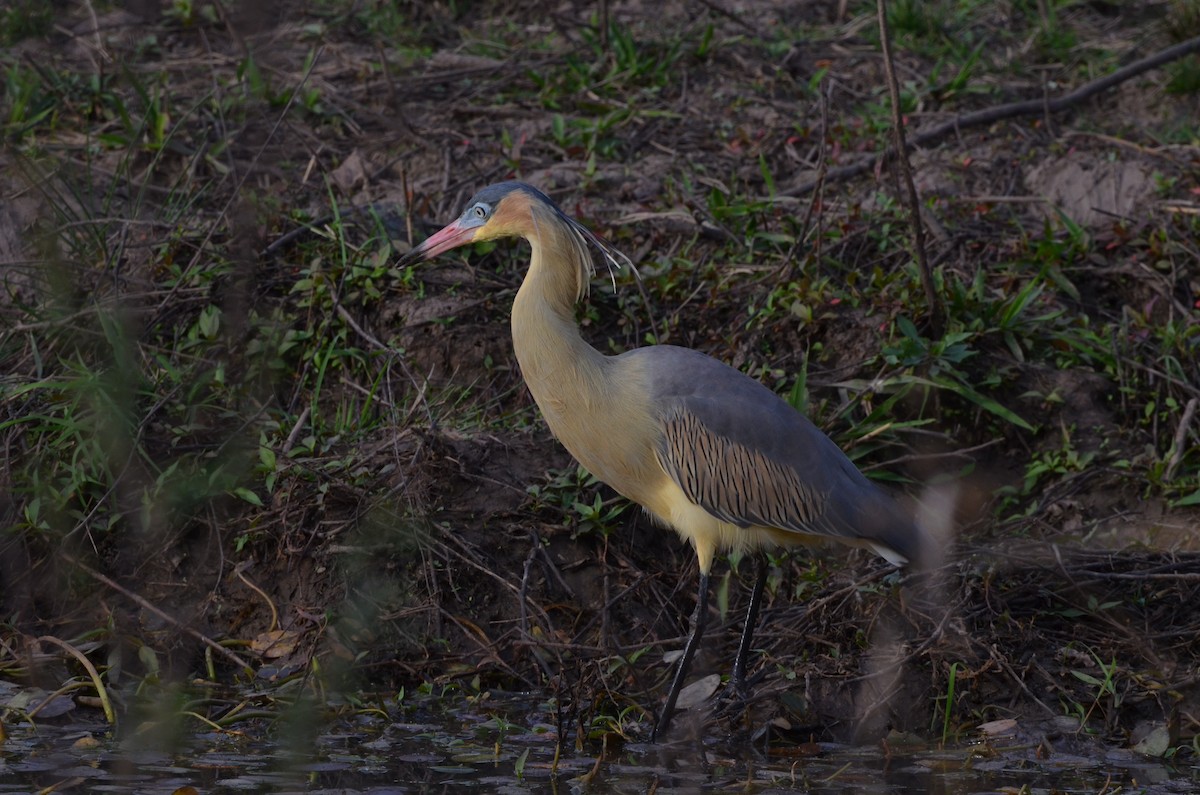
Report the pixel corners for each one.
[783,33,1200,197]
[59,552,254,675]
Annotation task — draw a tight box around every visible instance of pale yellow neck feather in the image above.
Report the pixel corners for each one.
[508,214,667,545]
[511,227,606,417]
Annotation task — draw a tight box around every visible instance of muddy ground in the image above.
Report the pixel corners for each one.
[2,0,1200,755]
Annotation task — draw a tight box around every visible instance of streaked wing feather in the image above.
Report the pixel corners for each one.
[661,408,823,532]
[626,345,918,562]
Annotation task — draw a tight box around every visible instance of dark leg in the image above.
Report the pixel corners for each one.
[651,572,710,742]
[731,556,769,695]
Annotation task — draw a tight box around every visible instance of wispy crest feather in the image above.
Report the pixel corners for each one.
[558,209,637,293]
[520,185,635,297]
[491,181,637,300]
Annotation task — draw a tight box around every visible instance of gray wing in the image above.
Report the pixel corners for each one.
[623,345,920,564]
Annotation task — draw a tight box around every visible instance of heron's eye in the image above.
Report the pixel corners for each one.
[472,203,489,219]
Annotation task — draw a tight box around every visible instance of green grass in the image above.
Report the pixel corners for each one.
[0,50,425,564]
[0,0,52,46]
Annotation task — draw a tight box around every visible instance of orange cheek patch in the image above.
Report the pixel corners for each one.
[483,195,534,240]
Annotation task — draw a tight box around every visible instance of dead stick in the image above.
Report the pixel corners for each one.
[59,552,254,674]
[876,0,942,336]
[780,79,831,281]
[694,0,763,37]
[1165,397,1199,481]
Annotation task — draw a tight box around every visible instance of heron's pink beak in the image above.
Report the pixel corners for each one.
[399,219,477,264]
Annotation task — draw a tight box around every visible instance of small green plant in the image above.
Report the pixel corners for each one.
[353,0,408,40]
[1067,651,1122,732]
[1166,57,1200,94]
[604,646,650,677]
[881,316,1034,432]
[586,702,643,742]
[994,426,1097,518]
[2,62,55,139]
[164,0,218,26]
[526,465,628,537]
[1035,12,1076,60]
[888,0,944,40]
[939,661,959,746]
[930,41,987,101]
[571,492,628,537]
[513,747,529,780]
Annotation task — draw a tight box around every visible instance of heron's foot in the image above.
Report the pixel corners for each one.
[717,668,766,706]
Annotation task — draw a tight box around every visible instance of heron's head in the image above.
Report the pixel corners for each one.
[398,182,633,280]
[399,182,551,264]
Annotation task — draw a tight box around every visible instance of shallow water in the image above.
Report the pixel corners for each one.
[1,691,1196,793]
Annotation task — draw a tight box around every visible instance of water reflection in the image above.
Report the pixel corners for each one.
[0,690,1195,793]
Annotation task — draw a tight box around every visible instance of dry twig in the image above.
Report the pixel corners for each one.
[876,0,941,335]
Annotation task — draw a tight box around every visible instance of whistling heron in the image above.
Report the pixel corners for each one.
[399,182,922,740]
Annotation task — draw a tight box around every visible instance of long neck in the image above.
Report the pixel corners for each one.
[510,217,609,440]
[508,210,664,500]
